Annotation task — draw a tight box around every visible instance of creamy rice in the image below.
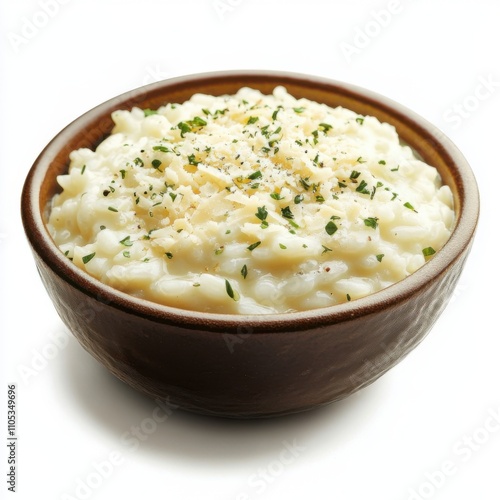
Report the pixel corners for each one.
[48,87,455,314]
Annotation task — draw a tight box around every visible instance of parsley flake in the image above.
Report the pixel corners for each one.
[255,206,268,221]
[325,220,338,235]
[241,265,248,279]
[364,217,379,229]
[422,247,436,258]
[82,252,96,264]
[281,206,294,219]
[247,241,261,251]
[119,236,133,247]
[225,279,240,301]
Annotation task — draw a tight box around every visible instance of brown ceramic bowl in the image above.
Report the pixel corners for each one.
[21,71,479,418]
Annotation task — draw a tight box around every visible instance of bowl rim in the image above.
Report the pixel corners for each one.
[21,70,480,332]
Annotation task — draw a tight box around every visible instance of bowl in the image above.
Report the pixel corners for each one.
[21,71,479,418]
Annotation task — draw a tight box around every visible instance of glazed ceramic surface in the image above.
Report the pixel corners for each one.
[21,71,479,417]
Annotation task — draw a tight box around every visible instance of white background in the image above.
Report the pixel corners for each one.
[1,1,499,499]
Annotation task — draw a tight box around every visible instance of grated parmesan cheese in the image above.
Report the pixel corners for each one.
[47,87,455,314]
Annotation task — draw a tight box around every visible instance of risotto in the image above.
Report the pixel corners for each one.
[47,87,455,314]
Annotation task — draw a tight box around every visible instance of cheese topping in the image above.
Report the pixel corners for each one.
[48,87,455,314]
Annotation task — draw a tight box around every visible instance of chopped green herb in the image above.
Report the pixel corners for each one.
[293,107,305,113]
[316,195,325,203]
[81,165,86,175]
[108,206,118,212]
[169,192,177,202]
[338,181,347,188]
[356,157,366,164]
[82,252,96,264]
[322,245,333,254]
[255,206,268,221]
[356,117,364,125]
[319,123,333,133]
[325,220,338,235]
[270,192,283,200]
[350,170,361,180]
[356,180,369,194]
[247,116,259,125]
[153,145,171,153]
[225,279,240,301]
[123,251,131,258]
[134,157,144,168]
[272,107,282,120]
[193,283,201,287]
[376,254,384,262]
[119,169,126,179]
[99,225,106,230]
[404,202,417,212]
[144,108,157,116]
[119,236,133,247]
[215,246,225,255]
[177,121,192,137]
[346,294,351,302]
[152,159,162,169]
[188,116,207,127]
[248,170,262,180]
[279,243,287,249]
[188,154,200,166]
[241,265,248,279]
[281,206,294,219]
[294,194,304,204]
[422,247,436,258]
[247,241,261,251]
[391,165,400,172]
[364,217,379,229]
[378,160,386,165]
[299,177,311,190]
[165,252,173,259]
